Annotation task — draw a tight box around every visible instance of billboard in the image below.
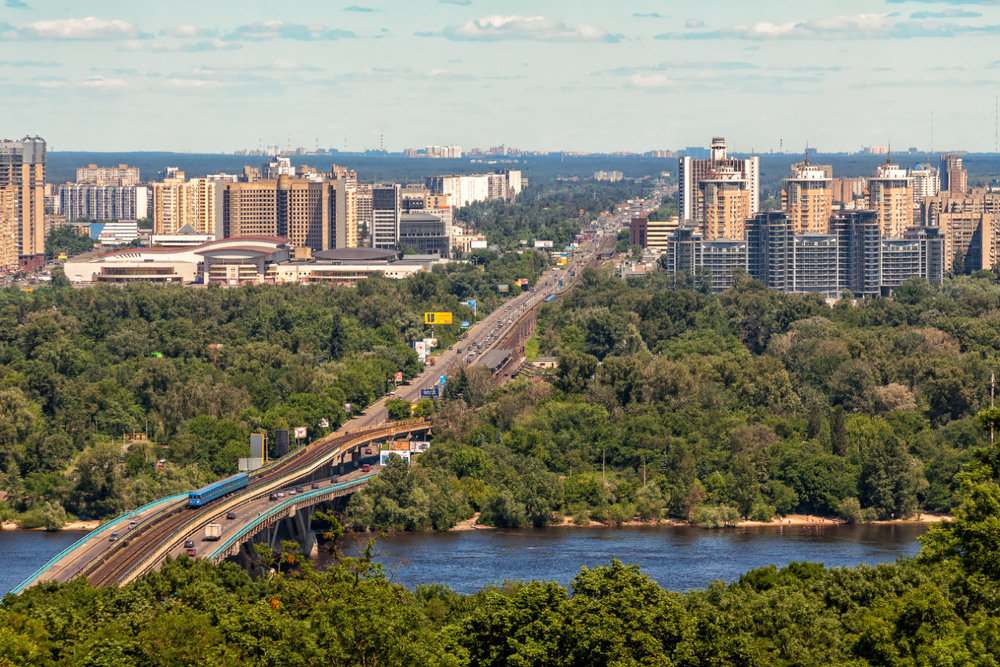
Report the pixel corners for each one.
[238,457,264,471]
[420,388,435,398]
[470,240,488,249]
[461,320,470,328]
[380,450,411,466]
[250,433,265,459]
[497,284,509,293]
[388,441,410,451]
[424,312,453,325]
[395,371,403,382]
[293,426,307,438]
[534,240,554,248]
[409,441,431,453]
[423,337,438,349]
[345,402,351,413]
[414,340,427,361]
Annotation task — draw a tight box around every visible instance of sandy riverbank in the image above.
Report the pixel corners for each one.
[1,519,101,532]
[447,512,952,531]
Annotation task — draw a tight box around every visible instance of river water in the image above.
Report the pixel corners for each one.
[334,522,929,593]
[1,523,930,597]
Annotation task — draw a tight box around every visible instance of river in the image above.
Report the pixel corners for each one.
[1,523,929,597]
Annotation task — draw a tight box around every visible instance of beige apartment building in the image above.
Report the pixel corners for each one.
[696,168,752,240]
[0,137,47,269]
[868,160,913,237]
[330,165,359,248]
[151,175,218,235]
[0,185,17,272]
[223,177,330,251]
[783,161,833,234]
[76,163,140,186]
[937,211,998,273]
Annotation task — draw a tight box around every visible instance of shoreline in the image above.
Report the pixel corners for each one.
[1,520,101,532]
[446,512,952,532]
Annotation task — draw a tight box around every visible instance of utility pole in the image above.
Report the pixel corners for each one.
[602,445,606,485]
[992,371,996,446]
[641,452,646,488]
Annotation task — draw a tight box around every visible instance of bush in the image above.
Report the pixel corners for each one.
[692,504,740,528]
[749,502,776,523]
[837,497,863,525]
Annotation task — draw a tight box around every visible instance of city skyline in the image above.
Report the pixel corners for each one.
[5,1,1000,153]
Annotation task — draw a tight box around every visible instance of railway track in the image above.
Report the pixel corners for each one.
[83,423,425,587]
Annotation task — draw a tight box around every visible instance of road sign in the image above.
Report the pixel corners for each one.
[424,312,453,325]
[420,388,434,398]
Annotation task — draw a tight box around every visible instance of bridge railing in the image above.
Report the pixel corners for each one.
[207,474,376,563]
[7,492,189,596]
[116,420,434,586]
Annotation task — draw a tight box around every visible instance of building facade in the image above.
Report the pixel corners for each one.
[868,159,914,237]
[0,136,46,269]
[75,163,140,186]
[783,160,833,233]
[371,184,401,250]
[678,136,759,224]
[59,184,149,222]
[151,176,218,236]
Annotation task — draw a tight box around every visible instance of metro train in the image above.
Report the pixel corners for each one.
[188,472,249,507]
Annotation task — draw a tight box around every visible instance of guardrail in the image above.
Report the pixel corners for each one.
[207,475,376,563]
[7,492,189,596]
[116,421,432,586]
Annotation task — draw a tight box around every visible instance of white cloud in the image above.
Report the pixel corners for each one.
[685,18,704,28]
[160,24,216,38]
[225,21,356,41]
[120,38,242,52]
[626,73,671,88]
[6,16,140,40]
[80,75,127,89]
[435,15,623,42]
[657,11,1000,40]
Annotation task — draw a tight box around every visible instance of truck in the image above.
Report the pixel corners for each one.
[205,523,223,541]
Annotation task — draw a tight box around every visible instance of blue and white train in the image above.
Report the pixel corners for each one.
[188,472,249,507]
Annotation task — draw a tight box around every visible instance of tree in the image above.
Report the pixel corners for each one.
[386,399,412,421]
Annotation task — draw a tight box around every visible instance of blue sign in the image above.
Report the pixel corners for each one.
[461,320,470,328]
[420,389,434,398]
[434,387,440,397]
[466,299,477,315]
[439,375,447,385]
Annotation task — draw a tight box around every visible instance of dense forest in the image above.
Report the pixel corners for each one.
[4,460,1000,665]
[0,250,547,528]
[346,270,1000,531]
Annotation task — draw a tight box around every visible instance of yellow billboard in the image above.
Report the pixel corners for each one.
[424,312,453,325]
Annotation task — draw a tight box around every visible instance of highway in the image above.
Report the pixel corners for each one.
[18,205,629,591]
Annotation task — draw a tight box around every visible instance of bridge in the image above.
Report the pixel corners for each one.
[12,215,624,594]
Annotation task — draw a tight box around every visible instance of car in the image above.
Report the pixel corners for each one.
[389,389,397,396]
[365,447,373,455]
[184,539,195,549]
[226,511,237,520]
[288,488,296,495]
[185,548,197,557]
[311,482,319,489]
[448,346,453,350]
[295,486,304,494]
[277,491,285,498]
[269,492,278,501]
[128,521,138,530]
[332,474,340,483]
[108,532,120,542]
[362,463,371,472]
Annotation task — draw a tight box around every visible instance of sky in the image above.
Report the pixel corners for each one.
[4,1,1000,154]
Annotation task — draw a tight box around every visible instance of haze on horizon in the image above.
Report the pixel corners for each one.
[4,0,1000,154]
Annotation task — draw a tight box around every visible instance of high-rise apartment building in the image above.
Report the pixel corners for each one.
[696,167,752,240]
[356,183,373,241]
[371,184,401,250]
[0,136,46,270]
[909,165,940,203]
[782,159,833,234]
[867,159,913,237]
[937,211,998,273]
[630,216,679,252]
[59,184,149,222]
[152,177,218,235]
[678,137,759,224]
[940,154,968,195]
[76,163,140,186]
[0,185,17,273]
[832,177,866,204]
[329,165,359,249]
[830,210,882,297]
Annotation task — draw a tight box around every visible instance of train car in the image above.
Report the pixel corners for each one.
[188,472,249,507]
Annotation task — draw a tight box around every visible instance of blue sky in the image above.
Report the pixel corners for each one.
[4,0,1000,153]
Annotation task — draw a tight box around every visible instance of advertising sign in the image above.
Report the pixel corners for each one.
[293,426,307,438]
[423,338,438,349]
[497,284,509,293]
[470,240,488,249]
[461,320,470,328]
[424,312,453,325]
[389,441,410,451]
[439,375,447,385]
[534,240,554,248]
[395,371,403,382]
[345,402,351,413]
[318,418,329,428]
[409,441,431,453]
[420,388,435,398]
[250,433,265,459]
[466,299,477,314]
[414,340,427,361]
[380,450,411,466]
